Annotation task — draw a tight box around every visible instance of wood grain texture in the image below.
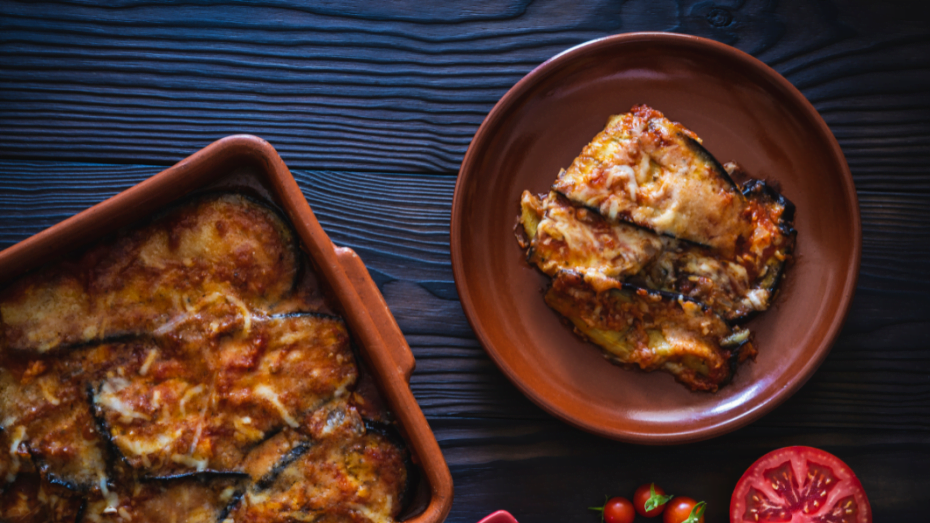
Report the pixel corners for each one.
[1,162,928,522]
[2,0,930,521]
[1,0,929,175]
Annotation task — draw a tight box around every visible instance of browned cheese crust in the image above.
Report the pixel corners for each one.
[640,179,794,319]
[0,343,134,492]
[552,105,749,254]
[0,194,408,523]
[90,314,356,477]
[0,194,299,353]
[519,191,662,293]
[79,476,246,523]
[229,399,408,523]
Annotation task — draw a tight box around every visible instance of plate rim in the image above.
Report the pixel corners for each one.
[450,31,862,444]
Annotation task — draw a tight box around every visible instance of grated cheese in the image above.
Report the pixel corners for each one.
[255,385,299,428]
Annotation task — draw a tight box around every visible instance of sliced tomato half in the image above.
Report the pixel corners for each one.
[730,446,871,523]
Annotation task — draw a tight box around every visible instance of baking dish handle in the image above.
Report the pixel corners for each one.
[334,246,416,381]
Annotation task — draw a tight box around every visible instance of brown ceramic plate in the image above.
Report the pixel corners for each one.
[451,33,861,444]
[0,135,453,521]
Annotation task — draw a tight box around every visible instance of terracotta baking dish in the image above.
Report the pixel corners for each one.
[0,135,453,523]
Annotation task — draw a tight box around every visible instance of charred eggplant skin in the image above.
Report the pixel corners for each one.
[680,133,741,192]
[253,444,311,490]
[739,178,797,313]
[742,179,796,235]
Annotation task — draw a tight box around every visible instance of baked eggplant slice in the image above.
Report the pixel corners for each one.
[518,191,662,292]
[23,405,109,493]
[552,105,750,254]
[519,186,795,320]
[91,372,214,477]
[206,313,357,473]
[0,344,129,493]
[0,474,84,523]
[738,179,796,300]
[545,271,754,392]
[79,475,246,523]
[91,313,357,477]
[641,179,795,319]
[0,194,299,353]
[226,399,408,523]
[1,426,33,490]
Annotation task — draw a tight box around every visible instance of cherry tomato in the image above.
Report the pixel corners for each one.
[590,496,635,523]
[730,446,871,523]
[634,483,673,517]
[663,497,705,523]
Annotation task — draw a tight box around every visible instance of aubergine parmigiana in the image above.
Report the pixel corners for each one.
[0,194,300,353]
[0,194,410,523]
[89,313,357,478]
[552,105,751,254]
[515,104,795,391]
[545,271,754,392]
[518,191,663,293]
[80,475,247,523]
[518,183,794,320]
[228,399,408,523]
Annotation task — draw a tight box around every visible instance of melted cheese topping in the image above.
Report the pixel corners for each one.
[88,314,356,478]
[96,378,152,423]
[552,105,750,253]
[0,194,298,353]
[521,191,662,292]
[521,188,793,320]
[254,385,299,429]
[0,194,407,522]
[229,400,406,523]
[81,475,245,523]
[4,426,27,484]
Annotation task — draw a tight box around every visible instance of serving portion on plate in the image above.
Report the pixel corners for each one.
[0,136,453,523]
[451,33,860,443]
[515,104,796,392]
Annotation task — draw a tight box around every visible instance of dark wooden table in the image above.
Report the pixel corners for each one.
[2,2,928,521]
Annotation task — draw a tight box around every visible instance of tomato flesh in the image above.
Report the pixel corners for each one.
[731,447,871,523]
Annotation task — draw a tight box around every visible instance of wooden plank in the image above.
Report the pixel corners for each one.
[1,1,929,177]
[438,418,929,522]
[2,161,928,434]
[2,0,930,518]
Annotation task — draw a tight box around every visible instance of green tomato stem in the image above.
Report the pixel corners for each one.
[588,495,609,523]
[644,483,674,512]
[682,501,706,523]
